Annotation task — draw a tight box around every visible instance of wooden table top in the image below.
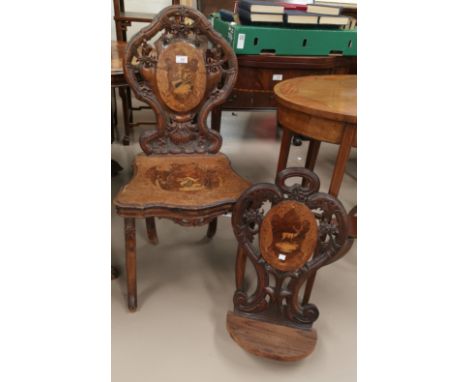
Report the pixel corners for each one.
[111,41,127,75]
[274,75,356,124]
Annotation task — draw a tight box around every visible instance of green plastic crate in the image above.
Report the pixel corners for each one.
[212,14,356,56]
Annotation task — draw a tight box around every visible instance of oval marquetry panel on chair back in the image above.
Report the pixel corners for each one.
[227,168,354,361]
[124,5,238,155]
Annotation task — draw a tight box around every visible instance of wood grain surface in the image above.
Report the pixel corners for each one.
[114,153,250,210]
[274,75,356,123]
[111,40,127,75]
[260,200,318,272]
[226,311,317,362]
[155,41,207,113]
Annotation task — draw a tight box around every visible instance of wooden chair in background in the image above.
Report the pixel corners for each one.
[114,5,250,312]
[227,167,353,361]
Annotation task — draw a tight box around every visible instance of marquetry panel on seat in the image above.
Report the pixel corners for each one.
[115,153,250,211]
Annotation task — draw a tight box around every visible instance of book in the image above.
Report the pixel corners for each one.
[318,15,349,26]
[278,2,310,11]
[343,16,357,29]
[238,0,285,14]
[284,10,319,25]
[238,7,284,24]
[219,9,235,22]
[315,1,357,9]
[307,4,341,15]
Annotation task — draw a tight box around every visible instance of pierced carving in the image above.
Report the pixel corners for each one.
[124,5,238,155]
[231,168,351,329]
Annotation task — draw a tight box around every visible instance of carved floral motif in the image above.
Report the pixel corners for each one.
[123,5,237,155]
[232,168,351,328]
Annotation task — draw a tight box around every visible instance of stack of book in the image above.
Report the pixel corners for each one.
[233,0,356,29]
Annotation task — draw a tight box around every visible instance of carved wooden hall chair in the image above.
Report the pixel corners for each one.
[114,5,250,312]
[227,167,354,361]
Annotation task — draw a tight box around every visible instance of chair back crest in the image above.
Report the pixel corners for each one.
[124,5,238,155]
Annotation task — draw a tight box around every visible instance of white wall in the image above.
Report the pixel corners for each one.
[111,0,196,41]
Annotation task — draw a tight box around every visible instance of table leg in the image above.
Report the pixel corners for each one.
[119,86,131,146]
[328,125,355,197]
[305,139,321,171]
[276,128,292,175]
[111,88,118,142]
[302,139,321,187]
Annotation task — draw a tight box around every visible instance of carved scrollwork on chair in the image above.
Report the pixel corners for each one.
[114,5,250,312]
[227,167,353,361]
[123,5,237,155]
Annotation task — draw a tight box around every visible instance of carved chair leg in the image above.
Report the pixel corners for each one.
[145,217,159,245]
[302,271,317,305]
[206,218,217,239]
[235,245,247,289]
[125,218,137,312]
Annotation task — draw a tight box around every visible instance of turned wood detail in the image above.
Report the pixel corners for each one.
[231,167,350,329]
[124,5,238,155]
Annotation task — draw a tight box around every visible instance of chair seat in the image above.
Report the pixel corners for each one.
[114,153,251,212]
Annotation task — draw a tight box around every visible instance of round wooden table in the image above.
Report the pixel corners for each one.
[274,75,356,197]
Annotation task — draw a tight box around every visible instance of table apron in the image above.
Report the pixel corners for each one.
[277,106,356,147]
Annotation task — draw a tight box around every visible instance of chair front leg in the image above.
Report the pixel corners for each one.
[125,218,137,312]
[145,217,159,245]
[206,218,217,239]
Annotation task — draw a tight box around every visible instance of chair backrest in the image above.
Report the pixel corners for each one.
[124,5,237,155]
[231,168,351,327]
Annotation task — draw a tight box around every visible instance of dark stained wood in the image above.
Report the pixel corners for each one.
[235,245,247,290]
[111,266,120,280]
[305,139,321,172]
[123,6,238,155]
[112,40,133,144]
[206,218,217,239]
[145,217,158,245]
[276,128,292,174]
[227,167,353,360]
[303,139,321,187]
[119,11,155,23]
[226,311,317,362]
[213,55,356,131]
[260,200,318,272]
[114,5,250,311]
[302,271,317,306]
[349,205,357,238]
[197,0,235,16]
[125,218,137,312]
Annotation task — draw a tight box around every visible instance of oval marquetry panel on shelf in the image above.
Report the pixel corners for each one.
[155,41,207,113]
[260,200,318,272]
